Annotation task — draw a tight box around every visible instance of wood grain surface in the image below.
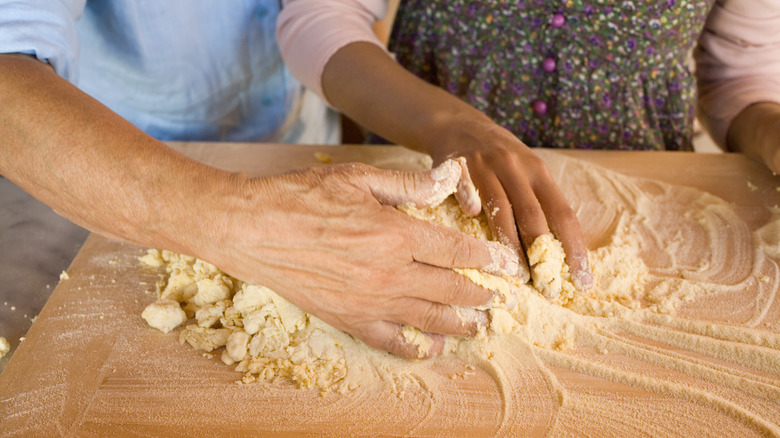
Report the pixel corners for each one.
[1,144,778,437]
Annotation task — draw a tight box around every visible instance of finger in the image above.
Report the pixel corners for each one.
[404,262,495,307]
[769,147,780,175]
[500,173,551,254]
[355,320,445,359]
[535,182,594,291]
[468,168,531,282]
[389,298,490,338]
[403,216,520,277]
[453,157,482,216]
[356,159,462,208]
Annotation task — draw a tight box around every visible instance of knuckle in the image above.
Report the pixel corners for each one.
[380,333,402,354]
[448,235,474,267]
[558,207,580,227]
[418,303,445,332]
[444,274,469,303]
[514,203,545,222]
[486,147,518,166]
[403,173,421,198]
[547,201,579,225]
[528,157,553,180]
[381,330,416,359]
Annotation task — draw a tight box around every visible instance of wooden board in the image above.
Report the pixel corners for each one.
[1,144,778,437]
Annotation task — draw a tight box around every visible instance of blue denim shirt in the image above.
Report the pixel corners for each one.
[0,0,336,143]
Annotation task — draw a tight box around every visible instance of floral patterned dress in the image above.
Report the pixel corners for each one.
[388,0,715,150]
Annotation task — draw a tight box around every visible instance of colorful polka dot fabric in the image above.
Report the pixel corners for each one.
[388,0,715,150]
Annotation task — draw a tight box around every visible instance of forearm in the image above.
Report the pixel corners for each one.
[321,42,592,290]
[0,54,240,258]
[0,56,522,358]
[726,102,780,173]
[321,41,493,156]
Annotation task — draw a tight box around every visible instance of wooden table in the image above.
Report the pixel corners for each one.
[1,143,778,437]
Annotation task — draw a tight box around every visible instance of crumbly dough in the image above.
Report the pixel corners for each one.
[141,299,187,334]
[139,183,777,402]
[134,150,780,436]
[139,194,646,392]
[141,250,351,393]
[0,336,9,359]
[527,233,574,302]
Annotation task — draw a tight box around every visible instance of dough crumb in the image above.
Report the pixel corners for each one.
[0,337,10,359]
[314,152,333,163]
[402,326,433,358]
[138,249,165,267]
[59,271,69,281]
[527,233,574,302]
[142,299,187,334]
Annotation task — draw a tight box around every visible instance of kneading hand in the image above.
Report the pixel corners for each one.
[316,42,592,293]
[429,116,594,292]
[199,159,519,359]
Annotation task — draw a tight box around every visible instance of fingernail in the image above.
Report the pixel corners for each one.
[454,306,489,334]
[423,160,460,207]
[570,256,594,291]
[484,241,521,277]
[456,175,481,217]
[573,270,594,291]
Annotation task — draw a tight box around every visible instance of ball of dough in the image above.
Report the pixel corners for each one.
[142,299,187,334]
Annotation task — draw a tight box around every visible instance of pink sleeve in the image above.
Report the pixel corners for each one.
[277,0,390,107]
[694,0,780,150]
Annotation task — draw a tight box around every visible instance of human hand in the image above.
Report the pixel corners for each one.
[315,41,591,291]
[764,145,780,175]
[201,159,520,359]
[427,116,594,292]
[728,102,780,174]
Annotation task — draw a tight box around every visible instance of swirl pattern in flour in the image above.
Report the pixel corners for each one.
[140,153,779,436]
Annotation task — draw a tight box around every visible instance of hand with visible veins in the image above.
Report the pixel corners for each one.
[0,54,519,359]
[320,42,594,292]
[200,159,521,359]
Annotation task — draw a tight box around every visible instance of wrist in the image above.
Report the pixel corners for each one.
[727,102,780,165]
[422,107,510,161]
[148,163,256,263]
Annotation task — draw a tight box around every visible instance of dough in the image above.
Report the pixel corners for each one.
[138,196,627,391]
[141,299,187,334]
[0,336,9,359]
[137,153,780,433]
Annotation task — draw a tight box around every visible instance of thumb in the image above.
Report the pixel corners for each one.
[452,157,482,216]
[360,158,471,208]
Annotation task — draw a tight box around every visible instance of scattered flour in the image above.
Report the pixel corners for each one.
[138,154,780,434]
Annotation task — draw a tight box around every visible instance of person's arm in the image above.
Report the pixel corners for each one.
[695,0,780,173]
[727,103,780,173]
[0,54,519,358]
[277,0,593,290]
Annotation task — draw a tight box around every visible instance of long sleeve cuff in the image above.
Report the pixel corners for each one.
[277,0,390,107]
[695,0,780,150]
